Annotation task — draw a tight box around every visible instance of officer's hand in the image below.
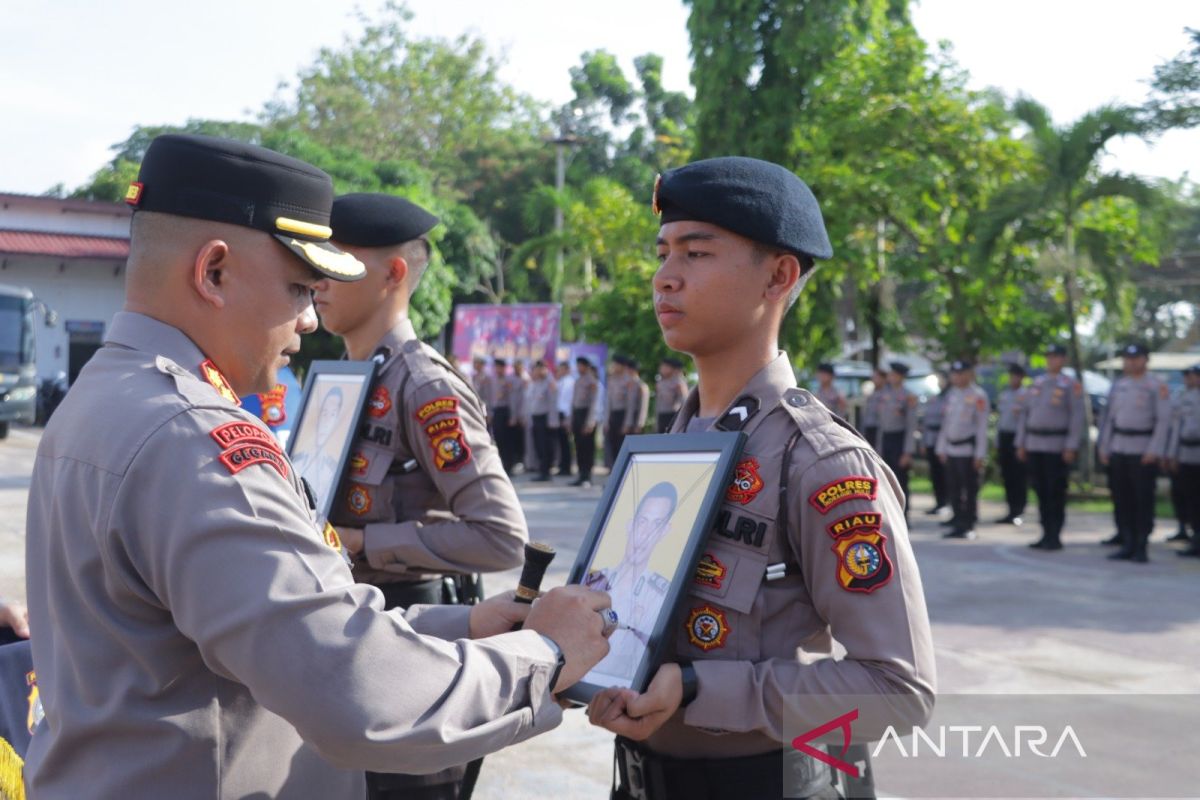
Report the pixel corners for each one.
[899,453,912,469]
[0,602,30,639]
[525,586,611,692]
[1063,449,1077,465]
[584,423,596,435]
[1016,447,1027,463]
[468,591,530,639]
[1140,453,1157,466]
[336,526,365,556]
[586,663,682,741]
[938,454,948,464]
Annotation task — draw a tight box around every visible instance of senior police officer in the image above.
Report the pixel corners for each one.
[587,157,935,800]
[1168,365,1200,557]
[315,192,537,798]
[1099,343,1171,562]
[1016,344,1085,551]
[921,373,950,514]
[995,363,1028,525]
[936,361,990,539]
[877,361,918,515]
[24,135,614,800]
[655,357,690,432]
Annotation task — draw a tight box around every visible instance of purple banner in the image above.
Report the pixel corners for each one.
[452,303,561,366]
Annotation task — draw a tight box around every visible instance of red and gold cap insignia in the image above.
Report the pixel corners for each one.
[651,174,663,215]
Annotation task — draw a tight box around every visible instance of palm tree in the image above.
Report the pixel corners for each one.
[975,97,1154,482]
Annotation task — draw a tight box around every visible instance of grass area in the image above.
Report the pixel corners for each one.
[906,475,1177,519]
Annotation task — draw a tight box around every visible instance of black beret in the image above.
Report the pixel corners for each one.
[128,134,364,281]
[662,357,684,369]
[1045,343,1068,356]
[653,156,833,260]
[888,361,911,376]
[950,360,973,372]
[817,362,835,374]
[1007,363,1027,375]
[575,356,593,368]
[331,193,440,247]
[1122,343,1149,357]
[493,358,507,367]
[612,355,630,367]
[626,358,640,371]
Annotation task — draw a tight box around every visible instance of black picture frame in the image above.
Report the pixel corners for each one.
[561,431,746,705]
[286,360,376,521]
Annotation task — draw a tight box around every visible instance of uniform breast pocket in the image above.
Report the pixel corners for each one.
[347,441,395,487]
[682,538,769,661]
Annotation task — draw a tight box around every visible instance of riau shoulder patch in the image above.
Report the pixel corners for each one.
[809,476,878,514]
[826,511,884,539]
[368,385,392,418]
[415,396,458,423]
[726,457,764,504]
[200,359,240,405]
[685,605,729,651]
[830,523,893,594]
[430,426,472,472]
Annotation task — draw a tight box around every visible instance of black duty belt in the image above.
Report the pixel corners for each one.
[1181,437,1200,446]
[1028,428,1068,436]
[949,436,976,446]
[613,736,837,800]
[1114,427,1153,436]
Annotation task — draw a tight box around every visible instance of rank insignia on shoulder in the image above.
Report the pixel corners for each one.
[693,552,727,590]
[200,359,240,405]
[826,511,884,539]
[431,428,472,472]
[368,386,393,418]
[415,396,458,423]
[322,521,342,551]
[347,485,372,516]
[831,528,893,593]
[715,395,759,431]
[726,457,764,504]
[26,669,42,735]
[686,605,730,651]
[809,476,878,514]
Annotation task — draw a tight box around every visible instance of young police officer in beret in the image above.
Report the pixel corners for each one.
[936,361,990,540]
[24,135,614,799]
[314,193,530,799]
[1167,365,1200,557]
[588,157,935,800]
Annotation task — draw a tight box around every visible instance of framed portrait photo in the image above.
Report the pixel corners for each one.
[286,360,376,521]
[561,431,746,705]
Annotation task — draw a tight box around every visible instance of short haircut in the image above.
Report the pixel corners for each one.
[635,481,678,520]
[399,238,431,298]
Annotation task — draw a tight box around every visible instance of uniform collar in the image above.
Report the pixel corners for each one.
[369,318,417,362]
[105,311,209,380]
[672,351,795,434]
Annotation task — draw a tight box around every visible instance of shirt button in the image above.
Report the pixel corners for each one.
[789,394,807,407]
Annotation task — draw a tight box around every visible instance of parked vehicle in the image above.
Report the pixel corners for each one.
[0,286,40,438]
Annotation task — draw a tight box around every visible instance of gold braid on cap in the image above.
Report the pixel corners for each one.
[651,174,663,215]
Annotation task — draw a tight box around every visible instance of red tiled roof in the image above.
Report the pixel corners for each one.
[0,230,129,260]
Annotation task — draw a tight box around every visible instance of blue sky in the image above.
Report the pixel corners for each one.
[1,0,1195,195]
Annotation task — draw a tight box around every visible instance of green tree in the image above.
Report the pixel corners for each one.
[1146,27,1200,131]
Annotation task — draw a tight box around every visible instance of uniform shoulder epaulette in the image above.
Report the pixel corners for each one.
[155,355,234,409]
[779,388,867,458]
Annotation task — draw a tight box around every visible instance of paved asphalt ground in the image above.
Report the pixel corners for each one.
[1,426,1197,797]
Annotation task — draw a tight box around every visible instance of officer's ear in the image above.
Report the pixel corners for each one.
[763,252,801,303]
[386,255,409,290]
[191,239,231,309]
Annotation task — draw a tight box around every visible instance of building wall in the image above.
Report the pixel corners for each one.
[0,196,130,238]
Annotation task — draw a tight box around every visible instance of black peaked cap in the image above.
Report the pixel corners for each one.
[331,193,440,247]
[653,156,833,260]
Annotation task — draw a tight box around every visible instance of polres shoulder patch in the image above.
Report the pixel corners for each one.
[809,476,878,514]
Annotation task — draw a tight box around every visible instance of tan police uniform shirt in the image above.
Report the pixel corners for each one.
[651,353,935,758]
[572,372,600,428]
[508,373,528,422]
[1098,373,1172,458]
[606,372,629,421]
[996,386,1026,434]
[1167,387,1200,465]
[625,376,650,432]
[935,384,989,459]
[877,384,918,455]
[655,374,689,418]
[331,320,527,583]
[24,312,561,800]
[1015,372,1084,454]
[814,384,847,417]
[921,392,948,451]
[472,370,495,414]
[526,376,557,420]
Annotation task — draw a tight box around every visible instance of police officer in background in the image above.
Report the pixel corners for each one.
[318,193,540,797]
[1016,344,1085,551]
[471,356,493,428]
[510,359,530,470]
[554,361,576,476]
[588,156,934,800]
[1099,344,1171,563]
[605,356,630,467]
[862,367,885,449]
[571,356,601,487]
[921,372,950,515]
[24,135,613,800]
[655,357,690,432]
[814,362,847,417]
[877,361,918,514]
[624,358,651,437]
[527,359,558,482]
[995,363,1028,525]
[937,360,989,539]
[1168,364,1200,557]
[490,358,516,471]
[1165,368,1194,543]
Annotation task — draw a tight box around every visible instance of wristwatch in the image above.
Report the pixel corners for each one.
[537,633,566,691]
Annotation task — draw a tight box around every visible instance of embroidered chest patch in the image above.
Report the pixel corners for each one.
[685,605,730,651]
[368,386,392,418]
[693,552,728,589]
[726,457,764,504]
